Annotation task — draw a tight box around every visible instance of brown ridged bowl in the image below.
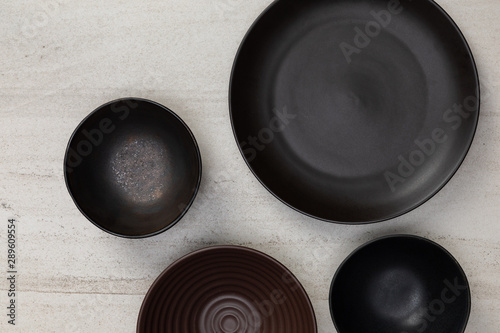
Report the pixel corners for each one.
[137,246,317,333]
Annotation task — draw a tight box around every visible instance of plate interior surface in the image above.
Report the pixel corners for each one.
[230,0,479,222]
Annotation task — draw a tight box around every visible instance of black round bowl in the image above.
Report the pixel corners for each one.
[230,0,479,223]
[64,98,201,238]
[329,235,470,333]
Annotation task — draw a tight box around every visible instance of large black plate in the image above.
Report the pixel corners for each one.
[230,0,479,223]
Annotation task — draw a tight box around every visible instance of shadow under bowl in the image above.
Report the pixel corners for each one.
[64,98,201,238]
[329,235,470,333]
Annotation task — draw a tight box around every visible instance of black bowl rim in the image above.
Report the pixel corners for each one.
[64,97,202,239]
[228,0,480,224]
[136,245,318,332]
[328,234,471,333]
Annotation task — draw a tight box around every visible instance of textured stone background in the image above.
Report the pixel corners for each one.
[0,0,499,332]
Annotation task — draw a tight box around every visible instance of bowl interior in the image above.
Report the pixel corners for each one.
[329,235,470,333]
[137,246,317,333]
[65,98,201,237]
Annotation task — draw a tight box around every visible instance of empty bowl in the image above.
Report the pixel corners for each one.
[329,235,470,333]
[64,98,201,238]
[137,246,317,332]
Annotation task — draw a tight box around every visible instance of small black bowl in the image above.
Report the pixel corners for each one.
[64,98,201,238]
[329,235,470,333]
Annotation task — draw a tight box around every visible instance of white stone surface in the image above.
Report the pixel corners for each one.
[0,0,499,332]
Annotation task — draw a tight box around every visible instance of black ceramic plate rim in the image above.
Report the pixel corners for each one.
[63,97,202,239]
[136,245,318,332]
[328,234,471,333]
[228,0,480,224]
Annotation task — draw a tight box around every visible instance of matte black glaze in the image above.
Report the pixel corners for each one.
[64,98,201,238]
[230,0,479,223]
[329,235,470,333]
